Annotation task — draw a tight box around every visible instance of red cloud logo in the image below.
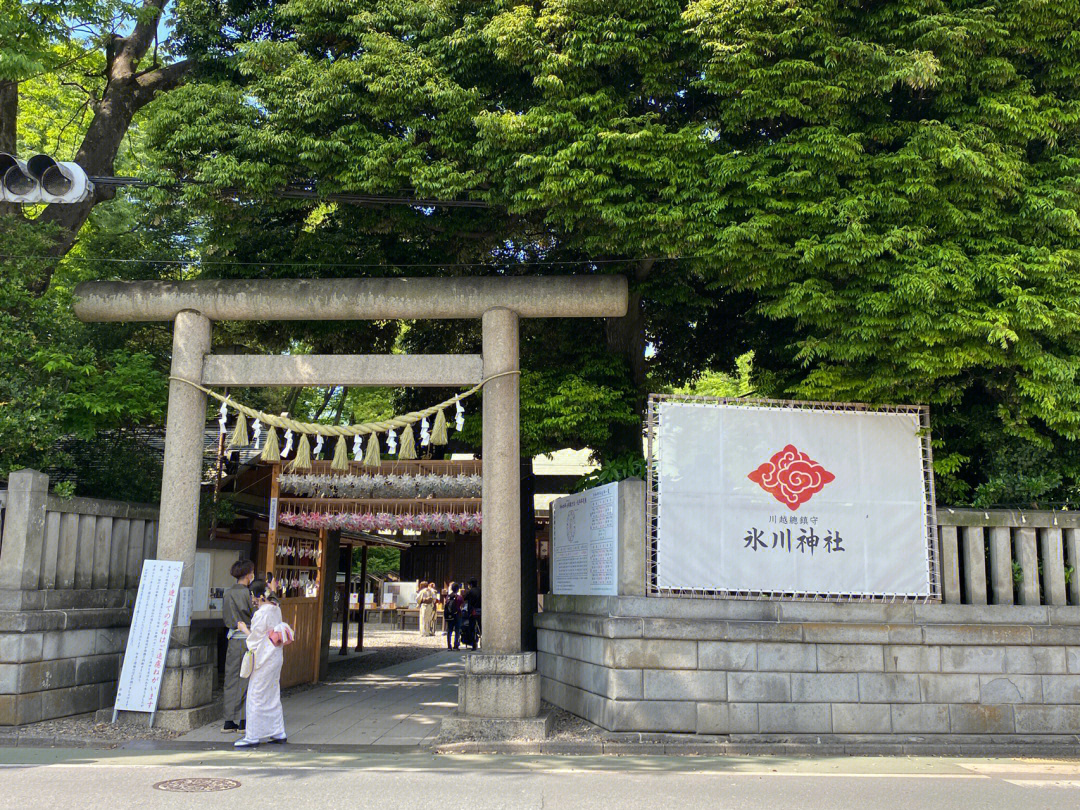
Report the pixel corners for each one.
[748,445,835,511]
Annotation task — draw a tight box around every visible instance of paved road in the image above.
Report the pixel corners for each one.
[3,748,1080,809]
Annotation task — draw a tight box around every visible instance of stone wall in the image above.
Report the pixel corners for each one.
[0,470,159,726]
[537,596,1080,736]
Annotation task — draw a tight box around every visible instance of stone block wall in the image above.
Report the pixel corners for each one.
[0,470,156,725]
[0,601,133,725]
[537,595,1080,736]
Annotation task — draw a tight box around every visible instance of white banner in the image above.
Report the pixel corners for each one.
[192,552,211,613]
[114,560,183,715]
[551,482,619,596]
[656,401,933,598]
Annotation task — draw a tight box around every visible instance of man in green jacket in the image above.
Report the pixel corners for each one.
[222,559,255,732]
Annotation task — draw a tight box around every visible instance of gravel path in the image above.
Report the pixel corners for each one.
[0,715,183,747]
[321,627,457,681]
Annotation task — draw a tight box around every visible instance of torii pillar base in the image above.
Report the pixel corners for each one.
[444,653,551,740]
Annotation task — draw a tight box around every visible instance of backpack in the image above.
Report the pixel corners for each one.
[445,595,459,621]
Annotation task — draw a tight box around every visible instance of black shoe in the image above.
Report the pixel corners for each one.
[222,721,239,733]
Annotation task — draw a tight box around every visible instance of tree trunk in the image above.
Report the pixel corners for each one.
[603,259,654,459]
[0,81,19,219]
[0,81,16,155]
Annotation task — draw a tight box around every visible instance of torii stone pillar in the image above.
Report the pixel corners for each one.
[159,310,211,646]
[73,276,628,736]
[480,308,520,655]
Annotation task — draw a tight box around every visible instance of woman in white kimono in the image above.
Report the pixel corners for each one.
[417,581,436,637]
[234,580,289,748]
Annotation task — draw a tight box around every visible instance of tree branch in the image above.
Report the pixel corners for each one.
[114,0,170,77]
[26,0,191,294]
[134,60,192,106]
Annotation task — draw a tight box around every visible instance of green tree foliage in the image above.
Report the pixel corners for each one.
[6,0,1080,508]
[0,0,191,494]
[151,0,1079,504]
[354,546,399,577]
[0,224,170,481]
[669,353,758,399]
[684,0,1080,505]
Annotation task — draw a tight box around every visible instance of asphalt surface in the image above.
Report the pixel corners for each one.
[3,748,1080,809]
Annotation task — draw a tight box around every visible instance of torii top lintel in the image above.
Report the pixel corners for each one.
[72,276,628,322]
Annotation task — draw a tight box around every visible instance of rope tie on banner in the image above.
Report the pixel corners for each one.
[167,370,520,469]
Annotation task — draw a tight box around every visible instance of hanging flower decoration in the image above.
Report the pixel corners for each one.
[277,510,483,534]
[278,472,481,499]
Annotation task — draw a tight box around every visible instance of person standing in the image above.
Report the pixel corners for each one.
[234,580,290,748]
[221,559,254,733]
[455,584,468,649]
[416,581,436,637]
[444,582,462,650]
[463,578,481,650]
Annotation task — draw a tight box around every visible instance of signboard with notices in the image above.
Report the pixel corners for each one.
[652,399,936,600]
[113,559,183,720]
[551,482,619,596]
[175,586,193,628]
[192,552,211,613]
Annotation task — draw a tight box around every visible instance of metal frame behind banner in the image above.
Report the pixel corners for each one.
[645,393,940,603]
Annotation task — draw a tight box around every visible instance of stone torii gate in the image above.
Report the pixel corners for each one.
[74,276,627,732]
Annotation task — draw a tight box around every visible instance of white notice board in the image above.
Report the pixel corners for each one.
[192,552,211,613]
[113,560,183,720]
[551,482,619,596]
[654,400,934,599]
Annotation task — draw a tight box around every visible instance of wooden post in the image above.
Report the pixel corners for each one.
[356,543,368,652]
[339,545,351,655]
[267,464,280,581]
[313,527,328,683]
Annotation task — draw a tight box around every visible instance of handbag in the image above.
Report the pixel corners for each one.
[239,650,255,678]
[269,622,295,647]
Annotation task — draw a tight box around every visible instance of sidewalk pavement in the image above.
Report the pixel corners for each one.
[181,649,465,747]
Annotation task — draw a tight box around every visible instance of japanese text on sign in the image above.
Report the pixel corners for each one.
[114,560,183,715]
[551,482,619,596]
[654,401,934,597]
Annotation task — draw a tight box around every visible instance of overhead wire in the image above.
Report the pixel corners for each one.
[0,254,702,268]
[88,176,496,208]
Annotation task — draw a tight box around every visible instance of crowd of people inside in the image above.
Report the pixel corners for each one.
[413,578,482,649]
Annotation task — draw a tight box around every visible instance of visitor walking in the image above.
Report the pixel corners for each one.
[221,559,254,733]
[417,581,437,636]
[234,580,291,748]
[463,578,481,650]
[444,582,462,650]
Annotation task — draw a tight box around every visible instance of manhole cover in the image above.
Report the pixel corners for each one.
[154,778,241,792]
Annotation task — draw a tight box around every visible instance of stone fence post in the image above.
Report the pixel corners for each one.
[0,469,50,592]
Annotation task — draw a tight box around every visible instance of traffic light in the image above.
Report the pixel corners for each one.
[0,153,94,203]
